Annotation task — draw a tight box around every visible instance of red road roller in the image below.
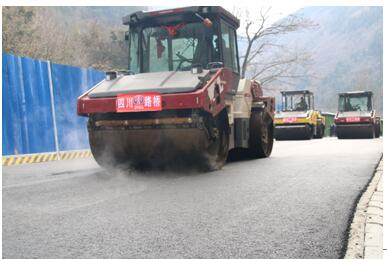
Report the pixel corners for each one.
[77,6,275,170]
[334,91,380,139]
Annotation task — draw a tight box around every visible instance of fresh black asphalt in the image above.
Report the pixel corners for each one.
[2,138,383,258]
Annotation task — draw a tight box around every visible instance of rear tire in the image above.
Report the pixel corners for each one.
[201,112,230,171]
[314,124,325,139]
[368,126,375,139]
[248,109,274,158]
[375,124,381,138]
[305,125,313,140]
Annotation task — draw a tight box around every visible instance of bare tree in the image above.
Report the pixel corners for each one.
[249,51,314,88]
[2,7,38,57]
[236,7,316,86]
[2,6,130,70]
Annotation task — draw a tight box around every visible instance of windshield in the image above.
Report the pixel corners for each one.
[338,95,371,112]
[282,93,311,111]
[136,22,218,73]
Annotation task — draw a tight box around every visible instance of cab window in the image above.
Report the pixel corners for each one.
[220,21,239,73]
[128,29,140,74]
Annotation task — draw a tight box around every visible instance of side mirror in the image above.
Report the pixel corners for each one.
[203,18,213,28]
[124,31,129,41]
[195,13,213,28]
[207,62,223,69]
[207,62,223,74]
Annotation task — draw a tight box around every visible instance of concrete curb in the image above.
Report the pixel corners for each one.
[344,158,383,259]
[2,150,92,166]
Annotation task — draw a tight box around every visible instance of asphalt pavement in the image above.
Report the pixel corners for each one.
[2,138,383,258]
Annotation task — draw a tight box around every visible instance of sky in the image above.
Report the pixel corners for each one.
[146,4,306,37]
[2,0,383,27]
[148,4,304,25]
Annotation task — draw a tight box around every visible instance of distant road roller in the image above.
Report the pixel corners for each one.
[274,90,325,140]
[77,6,275,171]
[334,91,380,139]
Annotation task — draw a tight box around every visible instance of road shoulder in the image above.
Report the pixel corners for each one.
[344,158,383,259]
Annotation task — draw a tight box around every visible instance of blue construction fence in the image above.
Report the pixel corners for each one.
[2,53,105,156]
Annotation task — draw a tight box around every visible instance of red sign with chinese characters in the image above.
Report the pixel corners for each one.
[116,93,162,112]
[283,117,297,123]
[346,117,360,123]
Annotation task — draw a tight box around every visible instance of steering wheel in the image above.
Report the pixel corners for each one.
[176,52,192,63]
[176,52,194,70]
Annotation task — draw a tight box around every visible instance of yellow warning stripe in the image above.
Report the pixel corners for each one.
[14,156,23,165]
[42,154,50,162]
[7,157,15,166]
[22,156,30,164]
[28,155,37,164]
[35,155,42,163]
[62,153,70,160]
[2,151,92,166]
[71,152,76,159]
[83,151,91,158]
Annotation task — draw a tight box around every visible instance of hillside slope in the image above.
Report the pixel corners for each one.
[48,6,147,26]
[265,6,382,114]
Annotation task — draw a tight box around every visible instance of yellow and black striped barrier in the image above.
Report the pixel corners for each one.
[2,150,92,166]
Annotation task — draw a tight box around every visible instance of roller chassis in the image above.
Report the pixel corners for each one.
[274,113,325,140]
[335,112,380,139]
